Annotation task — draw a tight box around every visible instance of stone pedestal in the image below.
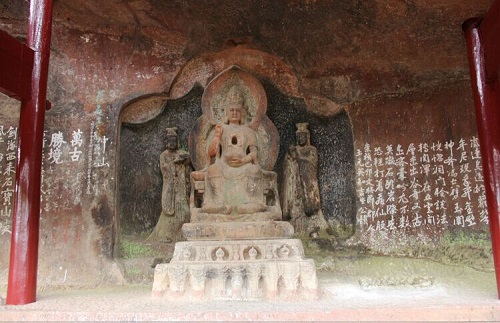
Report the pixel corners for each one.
[152,237,318,300]
[182,221,295,240]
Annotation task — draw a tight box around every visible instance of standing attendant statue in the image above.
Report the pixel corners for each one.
[148,128,191,242]
[282,123,330,237]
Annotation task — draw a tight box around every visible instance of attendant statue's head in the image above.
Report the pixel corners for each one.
[165,127,179,151]
[223,86,247,125]
[296,123,310,147]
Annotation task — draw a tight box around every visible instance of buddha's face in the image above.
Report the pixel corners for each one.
[166,135,178,150]
[227,102,243,124]
[297,132,307,146]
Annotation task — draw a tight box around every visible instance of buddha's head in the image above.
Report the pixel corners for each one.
[223,86,246,125]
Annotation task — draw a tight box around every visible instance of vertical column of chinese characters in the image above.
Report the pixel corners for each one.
[47,131,66,165]
[407,143,423,229]
[373,145,387,231]
[86,121,110,197]
[86,122,95,195]
[0,126,17,235]
[46,131,68,211]
[0,126,7,234]
[69,129,84,205]
[69,129,83,162]
[395,144,410,232]
[362,143,375,232]
[93,134,109,168]
[91,131,102,196]
[470,136,488,225]
[356,147,368,229]
[458,138,476,227]
[0,126,5,235]
[443,140,461,227]
[430,140,449,227]
[385,145,397,231]
[419,142,434,228]
[40,130,48,213]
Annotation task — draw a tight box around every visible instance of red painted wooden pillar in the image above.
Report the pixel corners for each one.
[463,0,500,298]
[6,0,53,305]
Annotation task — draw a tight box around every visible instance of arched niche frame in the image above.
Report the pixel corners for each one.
[121,46,346,125]
[117,46,356,247]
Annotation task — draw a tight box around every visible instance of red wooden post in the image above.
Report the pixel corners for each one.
[463,0,500,298]
[6,0,53,305]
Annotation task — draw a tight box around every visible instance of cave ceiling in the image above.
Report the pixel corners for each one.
[0,0,495,103]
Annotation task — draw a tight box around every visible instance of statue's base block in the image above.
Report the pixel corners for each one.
[152,239,319,301]
[182,221,294,240]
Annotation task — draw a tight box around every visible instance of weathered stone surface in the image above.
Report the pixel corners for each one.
[171,239,306,261]
[121,94,169,125]
[0,0,495,289]
[347,81,489,253]
[182,221,294,241]
[152,239,318,301]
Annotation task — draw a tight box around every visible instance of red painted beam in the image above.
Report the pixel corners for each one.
[463,0,500,299]
[0,29,34,100]
[6,0,53,305]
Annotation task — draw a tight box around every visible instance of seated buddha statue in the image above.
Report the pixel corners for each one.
[188,67,281,222]
[202,86,266,215]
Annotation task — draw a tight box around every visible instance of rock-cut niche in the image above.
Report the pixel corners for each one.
[118,60,356,256]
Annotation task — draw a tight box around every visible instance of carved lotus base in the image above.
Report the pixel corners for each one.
[152,239,319,301]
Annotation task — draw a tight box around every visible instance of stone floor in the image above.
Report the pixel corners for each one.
[1,255,499,321]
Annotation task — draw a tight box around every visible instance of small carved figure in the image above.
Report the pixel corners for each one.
[148,128,191,242]
[282,123,330,237]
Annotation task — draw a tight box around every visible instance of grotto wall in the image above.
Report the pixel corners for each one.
[0,0,495,287]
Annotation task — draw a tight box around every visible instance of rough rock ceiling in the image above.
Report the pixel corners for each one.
[0,0,495,102]
[52,1,493,69]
